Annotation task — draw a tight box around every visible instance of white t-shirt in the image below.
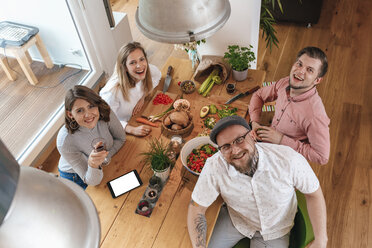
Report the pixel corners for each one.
[100,64,161,129]
[192,142,319,241]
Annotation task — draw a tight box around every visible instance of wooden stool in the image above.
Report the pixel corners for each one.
[1,33,53,85]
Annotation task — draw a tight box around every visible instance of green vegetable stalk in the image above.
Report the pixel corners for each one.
[198,68,221,96]
[148,104,174,122]
[202,75,222,97]
[148,96,183,122]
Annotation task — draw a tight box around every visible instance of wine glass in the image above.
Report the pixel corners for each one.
[91,137,111,166]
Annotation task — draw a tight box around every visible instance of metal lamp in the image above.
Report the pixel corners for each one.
[135,0,231,43]
[0,140,100,248]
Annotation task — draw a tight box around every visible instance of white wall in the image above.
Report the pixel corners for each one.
[77,0,133,76]
[197,0,261,69]
[0,0,89,69]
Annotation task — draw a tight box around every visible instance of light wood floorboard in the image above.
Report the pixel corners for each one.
[0,57,88,157]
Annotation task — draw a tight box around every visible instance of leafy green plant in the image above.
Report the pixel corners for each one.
[223,45,256,71]
[260,0,302,52]
[140,139,173,171]
[260,0,283,51]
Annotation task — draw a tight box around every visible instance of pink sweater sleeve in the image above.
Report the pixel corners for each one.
[280,115,330,165]
[248,80,283,123]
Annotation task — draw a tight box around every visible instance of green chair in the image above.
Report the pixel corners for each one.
[232,191,314,248]
[289,191,314,248]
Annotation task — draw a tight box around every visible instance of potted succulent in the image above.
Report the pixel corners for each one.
[140,139,173,183]
[224,45,256,81]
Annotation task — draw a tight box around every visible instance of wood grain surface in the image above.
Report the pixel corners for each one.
[86,56,264,248]
[111,0,372,247]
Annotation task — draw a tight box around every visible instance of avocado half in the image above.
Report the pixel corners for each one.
[200,105,209,118]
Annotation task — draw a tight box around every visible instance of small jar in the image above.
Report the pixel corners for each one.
[169,135,182,154]
[226,83,236,94]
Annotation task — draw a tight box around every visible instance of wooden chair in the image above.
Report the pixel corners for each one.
[233,191,314,248]
[0,22,53,85]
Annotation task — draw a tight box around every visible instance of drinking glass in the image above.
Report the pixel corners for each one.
[91,137,110,166]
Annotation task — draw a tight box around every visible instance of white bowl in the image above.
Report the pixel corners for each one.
[180,136,218,176]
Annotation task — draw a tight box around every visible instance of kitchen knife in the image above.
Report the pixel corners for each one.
[162,66,173,92]
[225,86,260,104]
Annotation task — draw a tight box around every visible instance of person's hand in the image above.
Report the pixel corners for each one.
[250,121,263,141]
[248,130,259,142]
[256,126,284,144]
[126,124,151,137]
[132,96,145,116]
[306,238,327,248]
[251,121,261,132]
[88,148,108,169]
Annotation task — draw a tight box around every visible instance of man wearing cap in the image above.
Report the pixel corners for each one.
[187,115,327,248]
[248,46,330,165]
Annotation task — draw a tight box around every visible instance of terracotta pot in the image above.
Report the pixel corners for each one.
[232,68,248,81]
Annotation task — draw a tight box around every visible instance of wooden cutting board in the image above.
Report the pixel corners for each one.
[141,90,179,118]
[182,94,249,138]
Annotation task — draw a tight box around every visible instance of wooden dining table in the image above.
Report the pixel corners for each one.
[86,56,266,248]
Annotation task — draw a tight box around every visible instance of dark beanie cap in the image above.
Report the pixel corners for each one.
[210,115,251,144]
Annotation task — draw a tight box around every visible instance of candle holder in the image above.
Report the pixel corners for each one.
[149,175,162,191]
[136,199,153,217]
[145,188,159,203]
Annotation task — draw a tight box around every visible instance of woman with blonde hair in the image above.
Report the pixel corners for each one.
[100,41,161,136]
[57,85,125,189]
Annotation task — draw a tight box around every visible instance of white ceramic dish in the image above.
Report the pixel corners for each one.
[180,136,218,176]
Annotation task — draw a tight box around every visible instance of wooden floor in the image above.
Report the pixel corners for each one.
[0,58,88,158]
[42,0,372,247]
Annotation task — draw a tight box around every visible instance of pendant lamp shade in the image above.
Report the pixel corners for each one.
[0,139,100,248]
[135,0,231,43]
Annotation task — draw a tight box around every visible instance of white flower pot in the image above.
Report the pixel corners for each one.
[152,166,171,184]
[232,68,248,81]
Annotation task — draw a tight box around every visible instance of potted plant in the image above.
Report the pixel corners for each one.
[224,45,256,81]
[140,139,173,183]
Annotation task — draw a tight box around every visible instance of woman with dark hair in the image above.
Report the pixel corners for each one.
[57,85,126,189]
[100,41,161,137]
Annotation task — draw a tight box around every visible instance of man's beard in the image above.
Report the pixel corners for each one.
[229,148,258,174]
[289,83,305,90]
[288,79,306,90]
[289,77,317,90]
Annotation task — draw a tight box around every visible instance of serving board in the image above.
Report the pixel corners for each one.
[181,93,249,139]
[141,90,179,119]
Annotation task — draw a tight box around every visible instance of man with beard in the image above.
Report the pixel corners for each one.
[187,116,327,248]
[248,47,330,165]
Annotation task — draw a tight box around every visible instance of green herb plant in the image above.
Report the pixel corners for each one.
[140,139,173,171]
[224,45,256,72]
